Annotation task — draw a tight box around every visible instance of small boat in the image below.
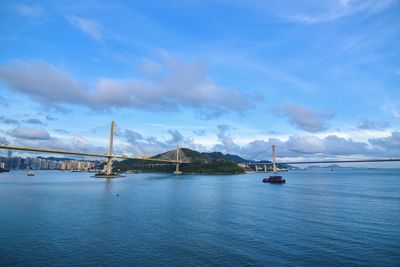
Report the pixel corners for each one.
[263,145,286,184]
[27,170,35,176]
[263,175,285,183]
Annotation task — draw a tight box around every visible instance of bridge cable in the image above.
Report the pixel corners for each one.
[275,145,367,161]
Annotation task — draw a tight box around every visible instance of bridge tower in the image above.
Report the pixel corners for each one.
[173,144,182,175]
[105,121,115,175]
[272,145,277,173]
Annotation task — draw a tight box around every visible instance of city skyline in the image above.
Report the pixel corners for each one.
[0,155,98,171]
[0,1,399,163]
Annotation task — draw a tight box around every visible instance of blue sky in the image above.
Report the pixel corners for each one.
[0,0,399,164]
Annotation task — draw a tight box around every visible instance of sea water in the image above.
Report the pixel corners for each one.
[0,169,399,266]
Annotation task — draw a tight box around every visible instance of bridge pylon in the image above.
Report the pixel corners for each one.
[272,145,277,173]
[105,120,115,175]
[173,144,182,175]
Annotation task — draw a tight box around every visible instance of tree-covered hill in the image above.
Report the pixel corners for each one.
[113,148,248,174]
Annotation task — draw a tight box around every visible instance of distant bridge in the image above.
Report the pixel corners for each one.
[246,145,400,172]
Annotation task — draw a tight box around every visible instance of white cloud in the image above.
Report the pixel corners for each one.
[0,136,8,144]
[23,118,45,125]
[15,4,45,19]
[207,125,399,160]
[383,101,400,118]
[122,128,206,157]
[67,16,102,41]
[284,0,396,24]
[276,103,334,132]
[9,127,51,140]
[0,60,86,107]
[213,124,240,153]
[0,57,256,118]
[0,116,20,125]
[369,131,400,156]
[4,123,399,161]
[358,119,389,130]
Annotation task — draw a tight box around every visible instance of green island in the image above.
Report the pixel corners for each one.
[111,148,288,174]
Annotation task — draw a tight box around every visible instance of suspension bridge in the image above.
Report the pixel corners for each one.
[246,145,400,172]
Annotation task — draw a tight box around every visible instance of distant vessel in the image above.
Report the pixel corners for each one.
[263,176,286,183]
[27,170,35,176]
[262,145,286,184]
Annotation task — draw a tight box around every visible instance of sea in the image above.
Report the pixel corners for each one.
[0,168,399,266]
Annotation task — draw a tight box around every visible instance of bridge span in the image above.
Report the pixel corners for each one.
[246,145,400,172]
[0,121,190,175]
[1,124,399,175]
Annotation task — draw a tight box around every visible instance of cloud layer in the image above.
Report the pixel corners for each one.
[0,57,256,118]
[2,125,399,162]
[276,103,334,132]
[9,127,51,140]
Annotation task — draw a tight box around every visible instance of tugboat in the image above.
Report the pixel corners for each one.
[263,175,286,183]
[262,145,286,184]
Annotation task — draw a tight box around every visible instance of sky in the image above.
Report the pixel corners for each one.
[0,0,399,165]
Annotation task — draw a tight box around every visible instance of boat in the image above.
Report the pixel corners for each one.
[263,175,286,183]
[27,170,35,176]
[262,145,286,184]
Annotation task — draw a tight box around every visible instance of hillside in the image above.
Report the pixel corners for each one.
[112,148,291,174]
[113,148,247,174]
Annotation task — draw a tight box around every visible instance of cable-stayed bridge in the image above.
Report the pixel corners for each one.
[0,121,190,176]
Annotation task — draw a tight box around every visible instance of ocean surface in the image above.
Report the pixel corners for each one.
[0,169,399,266]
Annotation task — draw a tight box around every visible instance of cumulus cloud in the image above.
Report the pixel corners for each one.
[4,123,399,161]
[15,4,45,19]
[0,116,20,125]
[0,60,87,107]
[167,129,184,144]
[358,119,389,130]
[122,128,206,157]
[9,127,51,140]
[276,103,334,132]
[10,136,107,158]
[209,124,396,160]
[369,131,400,156]
[0,135,8,144]
[67,16,102,41]
[213,134,369,161]
[0,57,256,118]
[5,128,106,157]
[213,124,240,154]
[23,118,44,125]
